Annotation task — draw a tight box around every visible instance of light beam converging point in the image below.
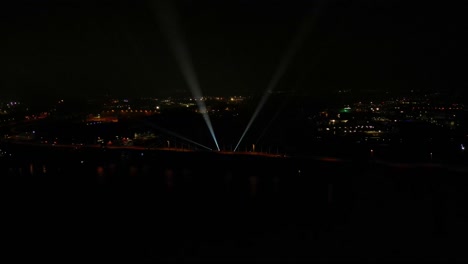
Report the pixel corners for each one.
[153,0,220,151]
[234,12,317,152]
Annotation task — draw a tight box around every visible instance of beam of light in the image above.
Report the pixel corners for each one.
[234,15,316,152]
[144,121,212,151]
[153,0,220,151]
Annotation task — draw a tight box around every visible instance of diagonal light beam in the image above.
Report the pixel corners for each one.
[152,0,220,151]
[234,6,322,152]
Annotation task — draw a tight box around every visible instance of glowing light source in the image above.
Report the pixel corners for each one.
[340,107,351,113]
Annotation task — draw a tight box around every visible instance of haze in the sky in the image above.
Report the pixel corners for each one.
[0,0,465,100]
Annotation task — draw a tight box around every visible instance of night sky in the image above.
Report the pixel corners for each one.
[1,0,466,100]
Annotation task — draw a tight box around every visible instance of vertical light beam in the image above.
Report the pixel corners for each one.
[153,0,220,151]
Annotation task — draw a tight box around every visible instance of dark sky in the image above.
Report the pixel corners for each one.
[1,0,466,100]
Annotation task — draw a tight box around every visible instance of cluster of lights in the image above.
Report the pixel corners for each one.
[0,149,12,157]
[412,107,463,111]
[326,125,375,130]
[114,109,153,113]
[6,102,20,107]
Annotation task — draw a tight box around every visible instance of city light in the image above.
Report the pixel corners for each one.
[153,0,220,151]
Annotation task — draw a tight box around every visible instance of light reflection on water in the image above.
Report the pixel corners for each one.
[6,162,292,197]
[97,166,104,177]
[249,175,258,195]
[96,166,106,184]
[129,166,138,177]
[165,169,174,190]
[272,176,280,192]
[225,171,233,184]
[142,165,151,176]
[328,183,333,204]
[108,163,117,175]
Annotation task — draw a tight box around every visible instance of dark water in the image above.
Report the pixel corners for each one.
[2,146,468,261]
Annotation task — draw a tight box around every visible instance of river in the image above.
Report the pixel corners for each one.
[1,145,468,261]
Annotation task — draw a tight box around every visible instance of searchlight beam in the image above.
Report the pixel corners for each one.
[234,16,314,152]
[154,0,220,151]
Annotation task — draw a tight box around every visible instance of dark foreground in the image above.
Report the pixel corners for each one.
[2,146,468,262]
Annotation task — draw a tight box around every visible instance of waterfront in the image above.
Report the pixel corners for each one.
[2,146,468,261]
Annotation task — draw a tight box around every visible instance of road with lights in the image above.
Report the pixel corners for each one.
[4,140,468,173]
